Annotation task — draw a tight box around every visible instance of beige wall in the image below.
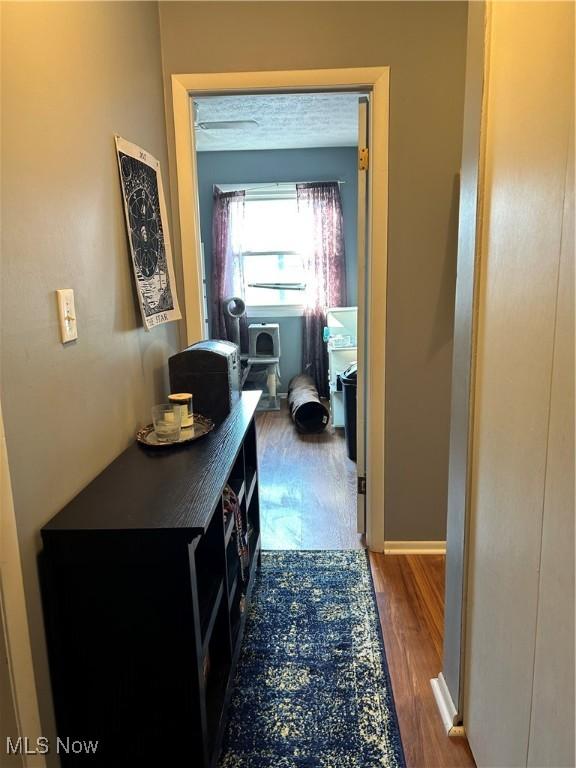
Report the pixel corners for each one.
[158,1,468,541]
[1,2,180,755]
[464,2,574,765]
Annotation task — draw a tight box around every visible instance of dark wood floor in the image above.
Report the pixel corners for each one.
[256,401,362,550]
[370,554,475,768]
[255,403,476,768]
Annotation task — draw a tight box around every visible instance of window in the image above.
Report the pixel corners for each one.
[242,195,306,312]
[224,185,308,315]
[243,247,305,308]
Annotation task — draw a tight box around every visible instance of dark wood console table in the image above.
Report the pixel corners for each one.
[41,391,262,767]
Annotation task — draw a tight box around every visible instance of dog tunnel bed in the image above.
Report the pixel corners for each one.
[287,374,330,434]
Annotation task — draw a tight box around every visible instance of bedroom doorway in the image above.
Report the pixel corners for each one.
[171,68,390,552]
[193,91,363,549]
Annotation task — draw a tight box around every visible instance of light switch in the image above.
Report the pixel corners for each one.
[56,289,78,343]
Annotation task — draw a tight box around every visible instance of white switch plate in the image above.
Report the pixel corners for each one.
[56,289,78,343]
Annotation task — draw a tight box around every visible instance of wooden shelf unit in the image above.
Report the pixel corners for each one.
[40,391,262,767]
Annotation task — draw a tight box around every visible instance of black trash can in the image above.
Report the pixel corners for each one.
[339,363,358,461]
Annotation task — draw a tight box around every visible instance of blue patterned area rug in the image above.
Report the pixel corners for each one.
[220,550,406,768]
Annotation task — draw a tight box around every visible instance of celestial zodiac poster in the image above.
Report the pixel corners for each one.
[115,136,181,331]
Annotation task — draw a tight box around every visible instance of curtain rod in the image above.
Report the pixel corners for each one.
[214,180,345,194]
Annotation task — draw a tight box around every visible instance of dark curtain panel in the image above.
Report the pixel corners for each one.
[210,189,248,350]
[297,182,347,397]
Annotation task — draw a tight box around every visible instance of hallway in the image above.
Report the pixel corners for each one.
[256,403,475,767]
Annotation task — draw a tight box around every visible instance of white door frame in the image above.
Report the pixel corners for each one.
[170,67,389,551]
[355,95,369,535]
[0,401,45,767]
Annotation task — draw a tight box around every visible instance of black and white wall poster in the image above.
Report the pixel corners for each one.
[115,135,181,331]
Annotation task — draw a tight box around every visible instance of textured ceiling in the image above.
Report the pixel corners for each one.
[193,93,360,152]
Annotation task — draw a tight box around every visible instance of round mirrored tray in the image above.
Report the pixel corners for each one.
[136,414,214,448]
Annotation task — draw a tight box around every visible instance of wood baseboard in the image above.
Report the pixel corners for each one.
[384,541,447,555]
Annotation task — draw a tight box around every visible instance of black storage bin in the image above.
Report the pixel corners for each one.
[339,363,358,461]
[169,339,241,425]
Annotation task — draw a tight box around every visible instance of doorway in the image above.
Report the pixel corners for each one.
[171,68,389,551]
[192,91,363,549]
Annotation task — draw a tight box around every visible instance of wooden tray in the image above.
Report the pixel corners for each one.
[136,414,214,448]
